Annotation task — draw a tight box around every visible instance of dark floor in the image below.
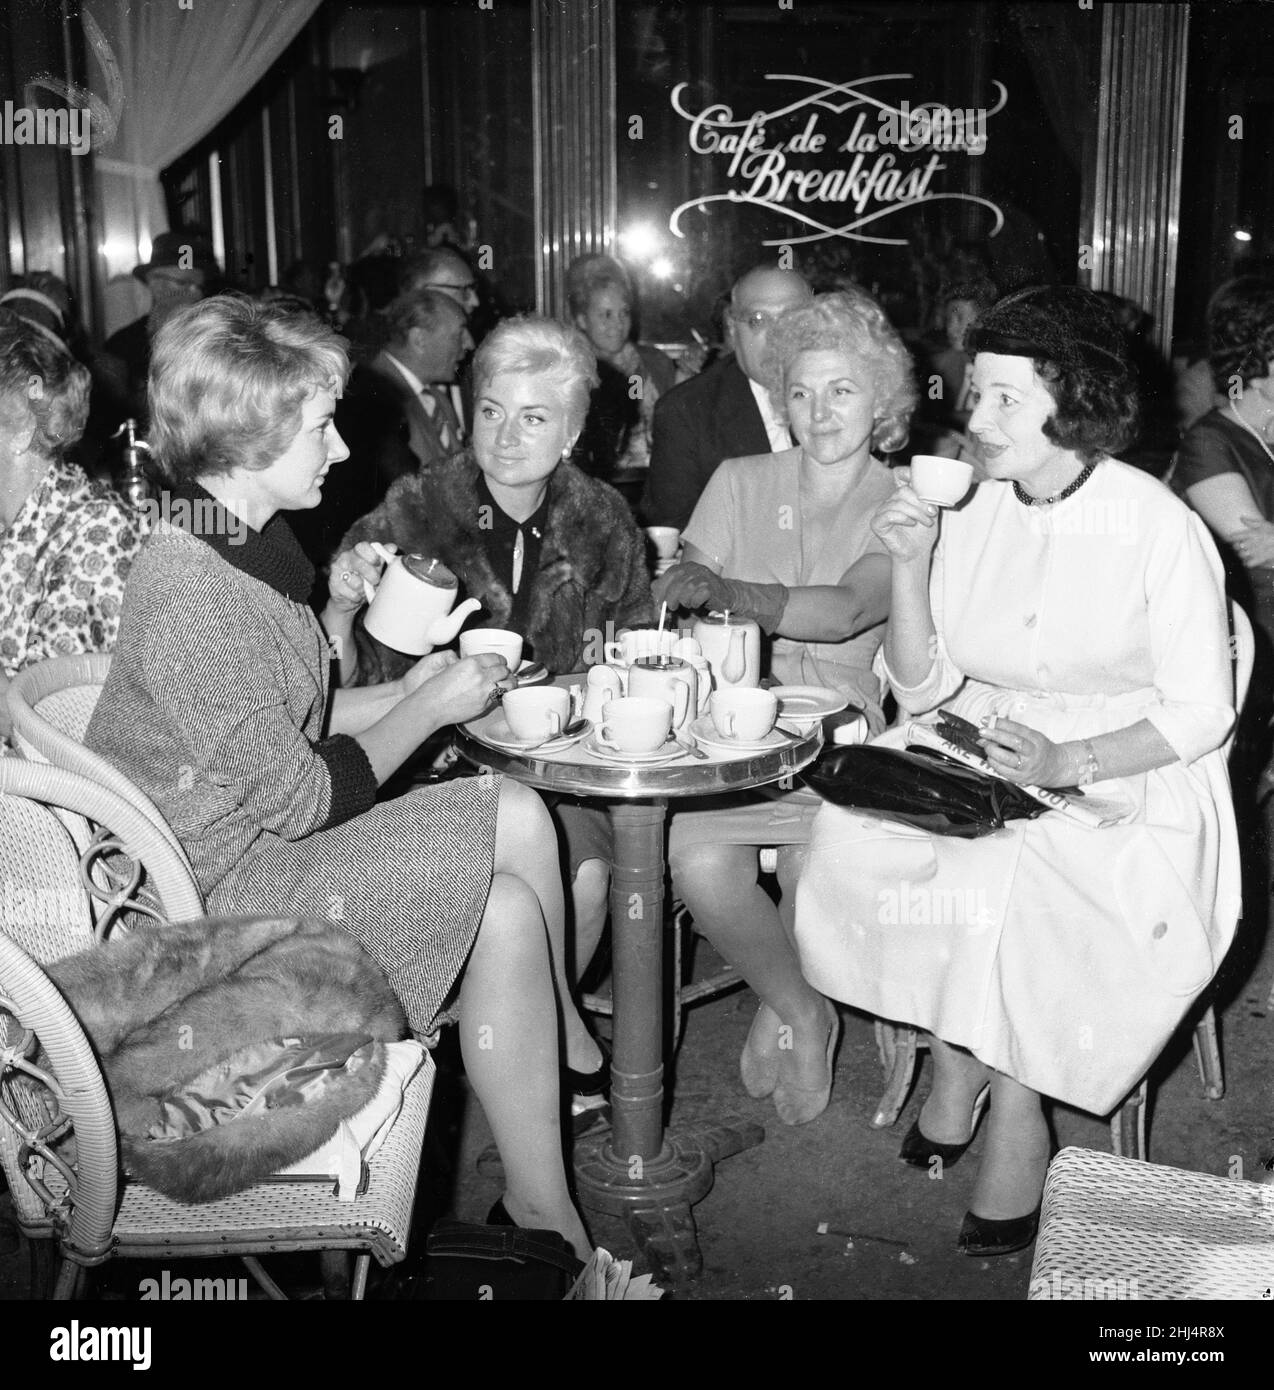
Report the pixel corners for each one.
[3,845,1272,1303]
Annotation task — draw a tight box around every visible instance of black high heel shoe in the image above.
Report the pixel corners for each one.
[956,1205,1040,1257]
[899,1086,989,1169]
[565,1037,611,1099]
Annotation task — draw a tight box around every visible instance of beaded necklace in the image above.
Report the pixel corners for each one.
[1012,459,1097,507]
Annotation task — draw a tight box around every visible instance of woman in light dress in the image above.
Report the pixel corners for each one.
[796,286,1240,1255]
[655,289,914,1126]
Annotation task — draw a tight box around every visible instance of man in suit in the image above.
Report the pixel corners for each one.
[643,265,812,530]
[291,288,472,582]
[398,246,484,433]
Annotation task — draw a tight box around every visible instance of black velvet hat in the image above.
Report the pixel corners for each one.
[966,285,1130,377]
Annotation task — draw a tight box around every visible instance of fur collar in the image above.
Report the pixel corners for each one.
[355,451,650,670]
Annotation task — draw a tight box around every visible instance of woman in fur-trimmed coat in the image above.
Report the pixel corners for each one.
[339,446,654,682]
[332,321,654,684]
[328,317,655,1017]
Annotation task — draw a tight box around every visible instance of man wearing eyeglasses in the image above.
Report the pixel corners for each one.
[399,248,481,440]
[400,247,481,316]
[643,264,812,531]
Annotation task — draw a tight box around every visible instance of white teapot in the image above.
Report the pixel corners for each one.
[362,544,482,655]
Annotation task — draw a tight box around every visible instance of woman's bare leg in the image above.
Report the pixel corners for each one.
[920,1035,992,1143]
[459,870,589,1258]
[493,779,601,1074]
[570,857,609,983]
[672,840,833,1093]
[970,1073,1050,1219]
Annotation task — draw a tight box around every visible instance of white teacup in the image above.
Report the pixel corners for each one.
[627,656,695,729]
[909,455,974,508]
[503,686,570,742]
[644,526,681,561]
[710,688,778,742]
[597,696,672,754]
[604,628,676,665]
[460,627,525,670]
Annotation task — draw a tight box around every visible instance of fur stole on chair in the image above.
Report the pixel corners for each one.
[48,915,405,1203]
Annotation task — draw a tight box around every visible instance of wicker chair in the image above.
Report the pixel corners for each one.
[7,652,188,862]
[1028,1146,1274,1299]
[872,602,1255,1162]
[0,758,432,1300]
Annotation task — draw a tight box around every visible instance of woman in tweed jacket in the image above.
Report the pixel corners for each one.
[85,297,593,1257]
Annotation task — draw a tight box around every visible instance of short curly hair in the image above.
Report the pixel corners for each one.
[0,309,89,458]
[149,294,349,483]
[761,289,917,453]
[965,285,1138,464]
[1206,277,1274,395]
[473,315,598,437]
[564,254,633,321]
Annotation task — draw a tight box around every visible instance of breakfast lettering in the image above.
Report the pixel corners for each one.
[670,75,1007,247]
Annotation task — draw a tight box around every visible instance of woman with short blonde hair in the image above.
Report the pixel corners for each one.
[87,296,594,1257]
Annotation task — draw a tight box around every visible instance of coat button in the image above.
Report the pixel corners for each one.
[1152,921,1168,939]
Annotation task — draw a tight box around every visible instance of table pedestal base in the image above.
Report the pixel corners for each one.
[574,1117,764,1283]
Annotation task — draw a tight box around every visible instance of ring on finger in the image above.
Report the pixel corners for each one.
[340,570,351,582]
[1015,752,1023,769]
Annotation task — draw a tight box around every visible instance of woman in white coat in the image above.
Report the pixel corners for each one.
[795,286,1240,1256]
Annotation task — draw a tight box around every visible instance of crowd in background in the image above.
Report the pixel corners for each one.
[2,189,1269,1267]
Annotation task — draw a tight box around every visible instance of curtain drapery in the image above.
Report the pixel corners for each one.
[86,0,322,333]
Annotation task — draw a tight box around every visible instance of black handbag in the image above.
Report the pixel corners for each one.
[423,1220,583,1300]
[804,743,1053,839]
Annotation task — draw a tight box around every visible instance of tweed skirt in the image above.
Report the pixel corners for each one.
[210,774,502,1035]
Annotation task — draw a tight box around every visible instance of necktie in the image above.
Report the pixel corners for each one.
[420,388,459,453]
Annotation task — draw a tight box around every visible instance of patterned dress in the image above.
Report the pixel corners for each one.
[0,456,146,679]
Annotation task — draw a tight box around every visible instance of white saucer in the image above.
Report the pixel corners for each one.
[769,685,852,720]
[476,714,589,753]
[583,733,686,766]
[516,660,549,686]
[689,715,788,753]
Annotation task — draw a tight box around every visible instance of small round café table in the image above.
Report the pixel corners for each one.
[454,676,822,1283]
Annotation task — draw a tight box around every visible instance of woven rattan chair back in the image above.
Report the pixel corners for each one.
[0,759,204,930]
[7,654,189,863]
